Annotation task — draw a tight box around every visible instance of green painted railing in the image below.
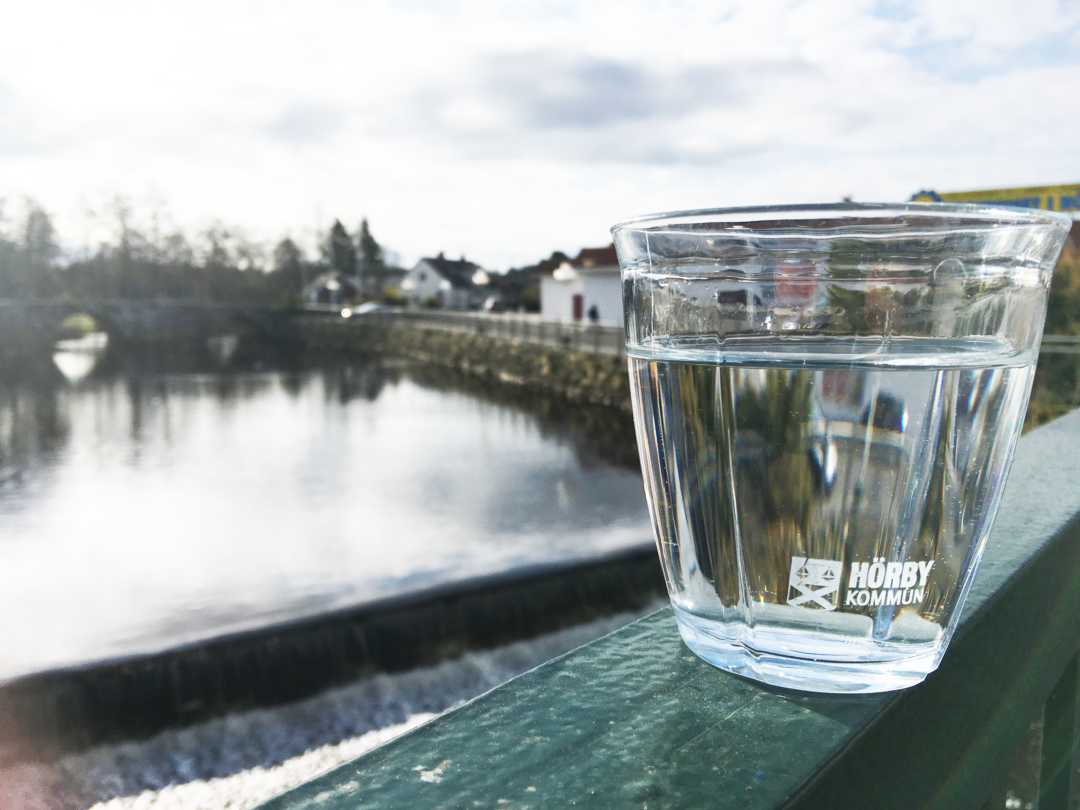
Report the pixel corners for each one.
[259,408,1080,810]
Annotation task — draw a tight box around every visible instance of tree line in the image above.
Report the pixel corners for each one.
[4,198,1077,326]
[0,200,394,308]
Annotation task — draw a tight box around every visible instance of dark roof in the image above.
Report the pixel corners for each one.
[422,253,483,289]
[520,245,617,277]
[513,251,571,277]
[571,244,618,269]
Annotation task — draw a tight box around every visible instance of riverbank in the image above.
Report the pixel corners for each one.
[296,313,633,412]
[296,309,1080,435]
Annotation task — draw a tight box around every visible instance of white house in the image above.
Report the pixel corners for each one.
[302,272,364,306]
[539,245,622,324]
[400,253,490,309]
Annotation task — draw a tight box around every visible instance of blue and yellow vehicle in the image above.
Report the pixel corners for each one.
[911,184,1080,213]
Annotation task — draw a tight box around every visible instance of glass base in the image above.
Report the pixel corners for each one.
[674,609,940,694]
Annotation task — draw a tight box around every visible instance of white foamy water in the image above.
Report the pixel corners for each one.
[0,609,655,810]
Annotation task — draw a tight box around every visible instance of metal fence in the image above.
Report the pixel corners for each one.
[308,306,627,358]
[1041,335,1080,354]
[312,304,1080,361]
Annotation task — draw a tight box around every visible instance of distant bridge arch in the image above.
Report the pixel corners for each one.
[0,299,293,356]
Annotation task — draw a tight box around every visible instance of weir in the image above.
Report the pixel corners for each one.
[0,548,665,764]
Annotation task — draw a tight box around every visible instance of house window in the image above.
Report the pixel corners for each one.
[419,272,427,282]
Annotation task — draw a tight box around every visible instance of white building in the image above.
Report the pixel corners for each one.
[302,272,364,306]
[539,245,622,324]
[400,253,490,309]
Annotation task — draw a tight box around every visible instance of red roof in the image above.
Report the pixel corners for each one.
[524,245,618,276]
[571,244,618,269]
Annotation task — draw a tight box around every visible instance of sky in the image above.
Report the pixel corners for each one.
[0,0,1078,269]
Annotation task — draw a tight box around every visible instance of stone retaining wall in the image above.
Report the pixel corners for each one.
[299,315,633,412]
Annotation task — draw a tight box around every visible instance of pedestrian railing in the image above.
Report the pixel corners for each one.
[305,305,626,357]
[259,407,1080,810]
[308,304,1080,363]
[1042,335,1080,354]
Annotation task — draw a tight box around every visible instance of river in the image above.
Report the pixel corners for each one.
[0,347,651,682]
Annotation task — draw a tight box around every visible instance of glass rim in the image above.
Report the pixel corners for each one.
[610,201,1074,234]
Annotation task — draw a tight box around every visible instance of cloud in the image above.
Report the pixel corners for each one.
[478,52,730,129]
[0,0,1079,267]
[902,0,1080,53]
[392,50,818,164]
[0,83,60,157]
[264,103,346,145]
[872,0,1080,81]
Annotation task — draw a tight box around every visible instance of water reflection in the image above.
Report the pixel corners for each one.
[206,334,240,365]
[52,332,109,382]
[0,353,650,681]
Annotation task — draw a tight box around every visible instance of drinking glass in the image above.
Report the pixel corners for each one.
[613,204,1071,693]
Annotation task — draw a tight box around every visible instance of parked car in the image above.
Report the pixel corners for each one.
[341,302,392,318]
